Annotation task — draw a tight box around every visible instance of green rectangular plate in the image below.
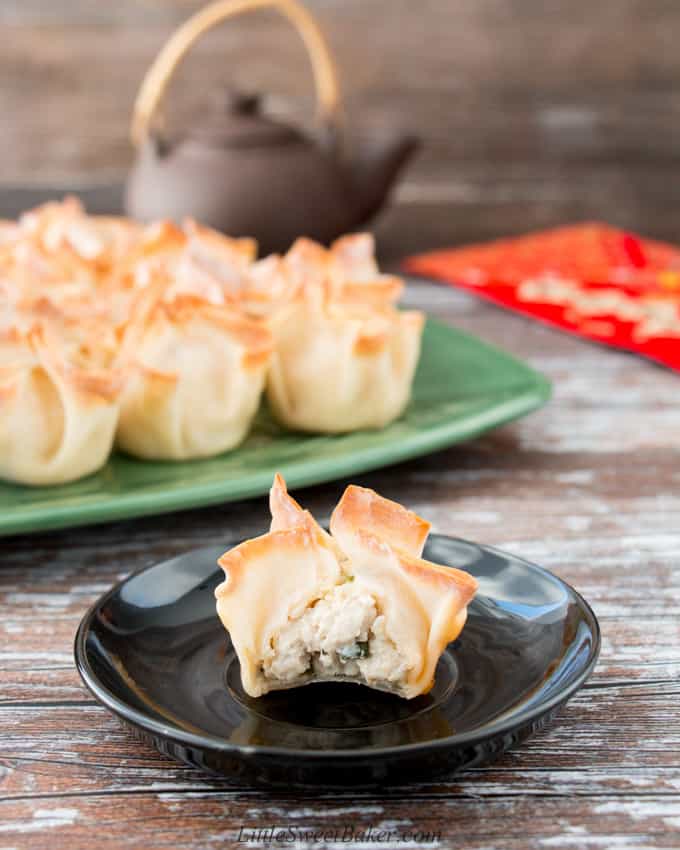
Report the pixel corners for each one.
[0,318,550,536]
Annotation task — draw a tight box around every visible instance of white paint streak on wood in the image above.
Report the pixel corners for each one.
[562,516,593,532]
[0,808,79,832]
[250,805,386,819]
[5,594,77,607]
[555,471,596,485]
[593,799,680,825]
[541,830,655,849]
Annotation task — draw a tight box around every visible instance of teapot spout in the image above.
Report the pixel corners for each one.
[349,131,420,224]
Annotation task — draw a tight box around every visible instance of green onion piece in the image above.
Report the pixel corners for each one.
[337,640,370,661]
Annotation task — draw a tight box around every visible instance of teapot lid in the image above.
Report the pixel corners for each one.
[184,91,304,148]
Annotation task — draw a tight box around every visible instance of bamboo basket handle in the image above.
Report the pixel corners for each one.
[130,0,341,146]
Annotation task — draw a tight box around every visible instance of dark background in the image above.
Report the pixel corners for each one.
[2,0,680,251]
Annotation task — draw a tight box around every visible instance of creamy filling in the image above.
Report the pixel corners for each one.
[262,582,410,688]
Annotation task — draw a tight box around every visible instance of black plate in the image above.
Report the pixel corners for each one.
[74,536,600,788]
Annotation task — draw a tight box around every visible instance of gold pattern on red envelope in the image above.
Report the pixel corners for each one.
[405,224,680,370]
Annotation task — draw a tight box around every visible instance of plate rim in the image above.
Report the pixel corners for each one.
[74,535,600,761]
[0,319,551,537]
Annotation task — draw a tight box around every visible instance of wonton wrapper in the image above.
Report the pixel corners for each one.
[261,234,422,433]
[19,196,141,282]
[115,287,272,460]
[216,474,478,699]
[0,198,142,324]
[123,218,256,306]
[266,290,424,433]
[0,199,426,483]
[234,233,402,320]
[0,324,123,485]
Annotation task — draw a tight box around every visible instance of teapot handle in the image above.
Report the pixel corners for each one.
[130,0,342,148]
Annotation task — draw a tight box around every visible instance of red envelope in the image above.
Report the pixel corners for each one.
[404,223,680,371]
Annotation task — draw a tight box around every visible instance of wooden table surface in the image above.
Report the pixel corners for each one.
[1,190,679,849]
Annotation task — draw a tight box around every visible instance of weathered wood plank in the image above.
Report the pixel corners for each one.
[3,754,680,803]
[0,683,678,796]
[1,792,679,850]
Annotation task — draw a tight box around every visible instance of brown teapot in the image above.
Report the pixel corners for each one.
[125,0,420,254]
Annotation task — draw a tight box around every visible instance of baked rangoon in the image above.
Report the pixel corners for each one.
[216,475,478,699]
